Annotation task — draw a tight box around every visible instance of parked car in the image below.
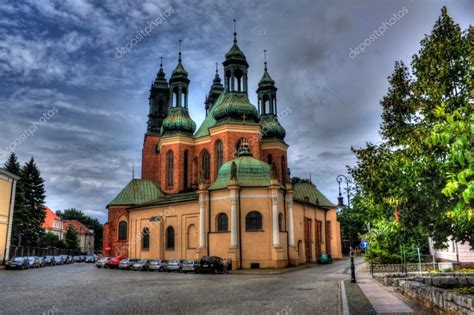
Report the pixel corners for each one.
[317,254,332,264]
[105,256,124,269]
[67,255,75,264]
[182,260,200,273]
[149,259,167,272]
[166,259,183,272]
[54,256,64,265]
[96,257,111,268]
[73,256,82,263]
[6,257,29,270]
[85,255,96,263]
[198,256,225,274]
[130,259,150,271]
[60,255,71,264]
[43,256,56,266]
[37,256,46,268]
[118,258,139,270]
[27,256,40,268]
[79,255,86,262]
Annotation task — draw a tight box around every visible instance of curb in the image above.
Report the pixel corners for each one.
[231,263,314,275]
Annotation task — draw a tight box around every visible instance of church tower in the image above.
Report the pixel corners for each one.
[205,64,224,116]
[142,59,170,183]
[160,41,196,193]
[257,50,288,184]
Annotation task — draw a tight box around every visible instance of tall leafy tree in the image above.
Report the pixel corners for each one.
[349,7,473,263]
[56,208,102,251]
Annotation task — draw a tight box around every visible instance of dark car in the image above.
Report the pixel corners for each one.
[61,255,71,264]
[43,256,56,266]
[317,254,333,264]
[6,257,29,270]
[27,256,40,268]
[73,256,82,263]
[118,258,139,270]
[85,255,96,263]
[37,256,46,268]
[130,259,150,271]
[198,256,225,274]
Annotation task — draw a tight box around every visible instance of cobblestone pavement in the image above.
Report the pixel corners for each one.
[0,259,352,314]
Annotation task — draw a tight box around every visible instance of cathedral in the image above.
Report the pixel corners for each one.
[103,28,342,269]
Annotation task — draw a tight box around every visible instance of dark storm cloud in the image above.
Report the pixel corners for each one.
[0,0,472,221]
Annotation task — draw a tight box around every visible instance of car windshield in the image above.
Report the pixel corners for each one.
[138,260,147,263]
[150,260,159,263]
[119,259,128,263]
[12,258,23,262]
[169,260,179,263]
[183,260,194,264]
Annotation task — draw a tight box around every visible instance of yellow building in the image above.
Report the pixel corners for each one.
[103,31,342,269]
[0,168,19,264]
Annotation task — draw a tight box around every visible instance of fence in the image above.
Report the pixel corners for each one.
[369,262,466,275]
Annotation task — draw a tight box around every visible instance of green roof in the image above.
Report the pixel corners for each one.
[161,107,196,136]
[108,179,165,207]
[209,156,271,190]
[129,191,199,209]
[293,182,335,208]
[195,93,222,137]
[212,92,258,123]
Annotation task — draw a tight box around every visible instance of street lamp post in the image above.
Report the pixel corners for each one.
[337,174,356,283]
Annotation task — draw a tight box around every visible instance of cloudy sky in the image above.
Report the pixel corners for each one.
[0,0,472,222]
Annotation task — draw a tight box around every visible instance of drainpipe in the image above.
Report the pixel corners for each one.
[283,190,290,265]
[238,189,242,270]
[207,192,211,256]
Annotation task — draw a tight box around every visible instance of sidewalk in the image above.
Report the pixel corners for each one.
[350,263,415,314]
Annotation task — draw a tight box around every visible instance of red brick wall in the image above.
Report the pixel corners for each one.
[160,142,195,194]
[103,207,129,257]
[262,146,288,183]
[142,134,161,183]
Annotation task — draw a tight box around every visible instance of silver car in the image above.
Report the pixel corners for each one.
[149,259,167,272]
[182,260,199,273]
[166,259,183,272]
[95,257,110,268]
[130,259,150,271]
[119,258,139,270]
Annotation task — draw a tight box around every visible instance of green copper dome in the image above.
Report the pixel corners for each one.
[258,69,275,87]
[212,92,258,122]
[260,115,286,139]
[225,43,247,62]
[161,107,196,136]
[171,62,188,78]
[209,156,271,190]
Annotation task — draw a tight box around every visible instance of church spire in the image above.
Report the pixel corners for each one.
[170,40,190,108]
[147,57,169,133]
[233,18,237,44]
[206,62,224,114]
[223,18,249,93]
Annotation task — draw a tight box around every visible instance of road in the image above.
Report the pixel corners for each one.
[0,259,354,314]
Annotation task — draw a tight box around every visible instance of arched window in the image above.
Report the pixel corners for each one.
[267,154,273,166]
[215,140,224,173]
[187,224,197,249]
[281,155,286,184]
[246,211,262,231]
[166,150,174,188]
[279,213,284,232]
[201,150,210,181]
[142,228,150,250]
[183,150,189,189]
[166,226,175,250]
[118,221,127,241]
[235,138,251,155]
[216,213,228,232]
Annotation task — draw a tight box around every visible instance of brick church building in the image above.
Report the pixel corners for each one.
[103,28,342,269]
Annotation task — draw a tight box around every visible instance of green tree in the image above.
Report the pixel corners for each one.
[56,208,102,251]
[38,232,65,248]
[19,158,46,246]
[349,7,473,262]
[64,225,80,251]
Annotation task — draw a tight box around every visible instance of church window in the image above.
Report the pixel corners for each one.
[118,221,127,241]
[166,150,174,188]
[166,226,175,250]
[267,154,273,166]
[142,228,150,250]
[215,140,224,172]
[246,211,262,231]
[201,150,210,181]
[216,213,228,232]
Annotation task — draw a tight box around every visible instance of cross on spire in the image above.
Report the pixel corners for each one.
[215,62,218,74]
[233,19,237,43]
[264,49,267,71]
[160,56,163,67]
[178,40,182,62]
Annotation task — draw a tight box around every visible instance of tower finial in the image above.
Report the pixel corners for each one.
[233,19,237,43]
[215,62,218,74]
[160,56,163,67]
[264,49,267,71]
[178,40,182,63]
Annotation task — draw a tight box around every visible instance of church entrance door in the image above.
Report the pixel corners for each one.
[304,218,312,263]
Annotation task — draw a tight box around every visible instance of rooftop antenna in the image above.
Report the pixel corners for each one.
[233,19,237,43]
[132,163,135,179]
[178,40,182,62]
